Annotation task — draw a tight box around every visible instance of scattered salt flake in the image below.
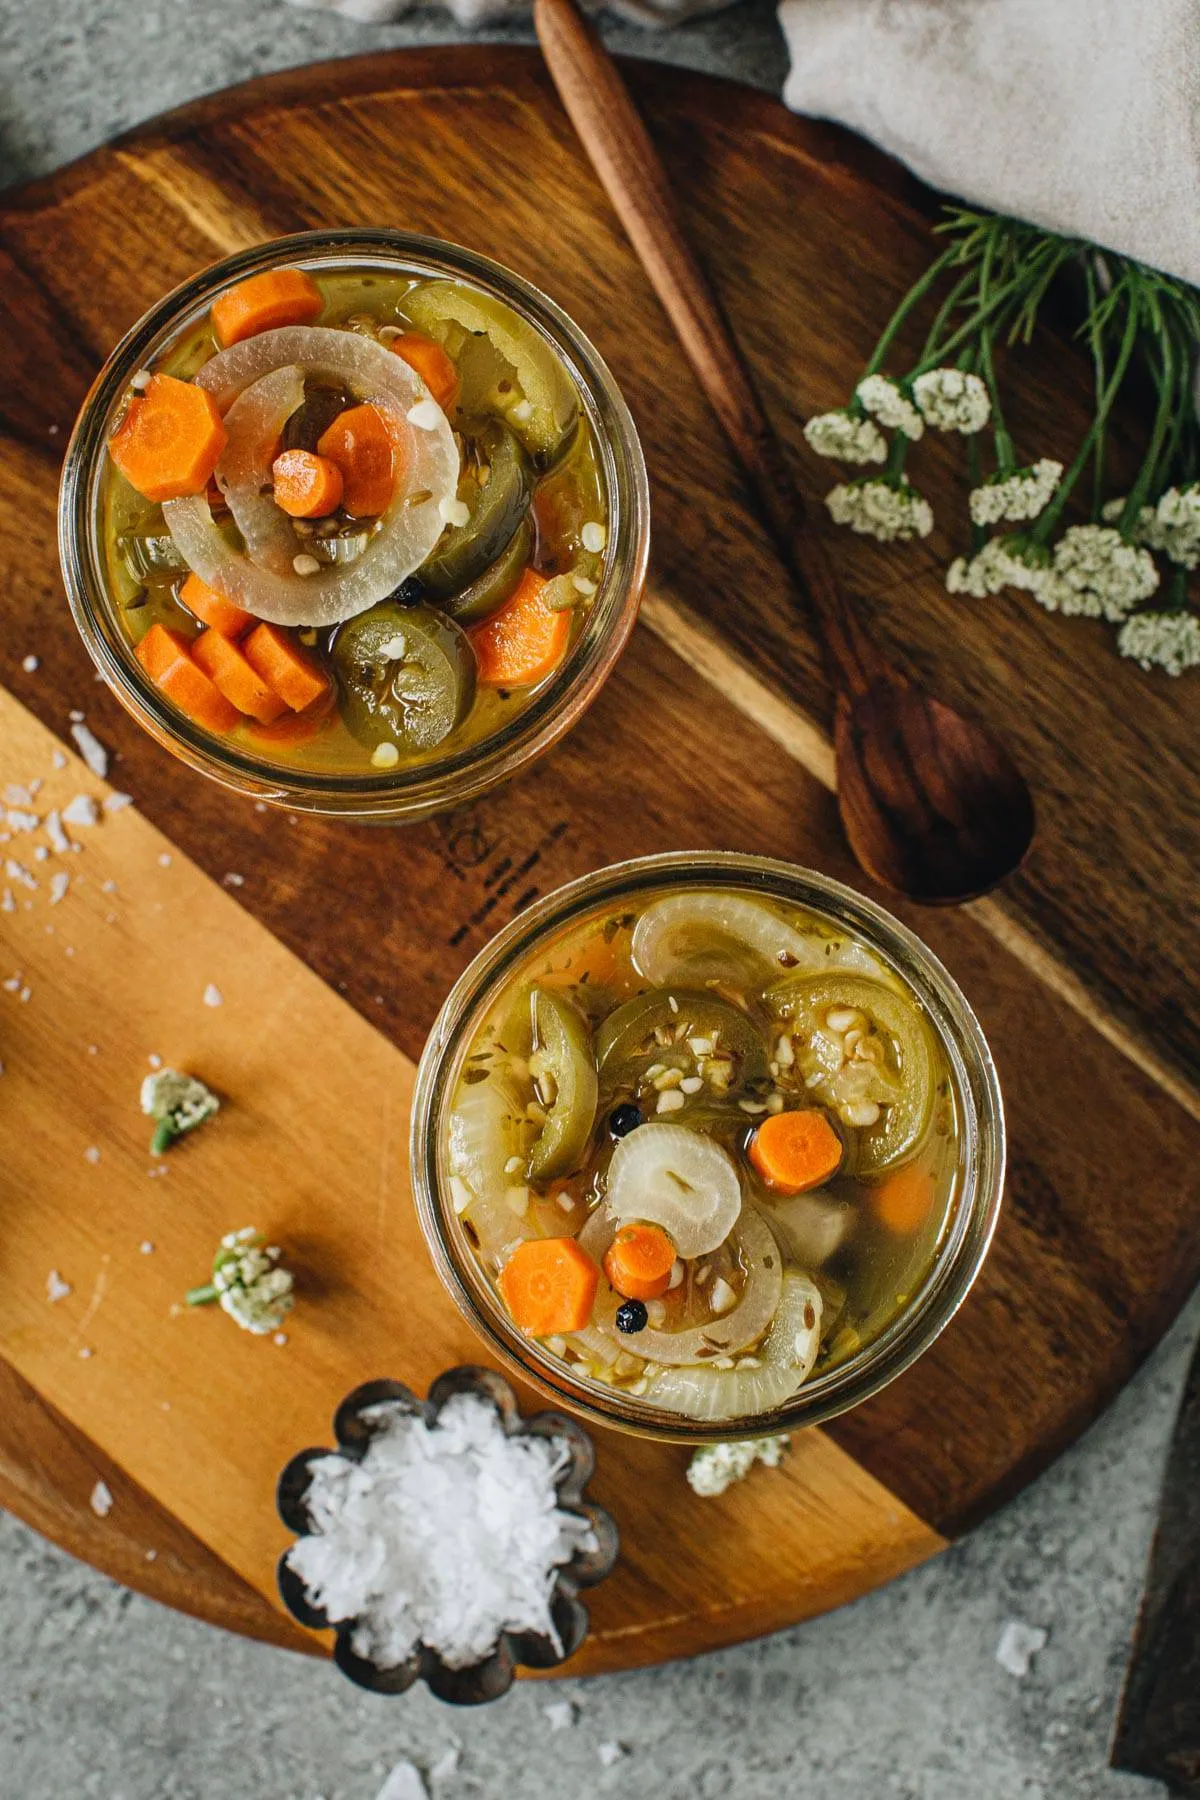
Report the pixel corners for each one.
[222,872,245,887]
[597,1742,627,1768]
[996,1620,1048,1679]
[0,890,12,912]
[46,1270,72,1303]
[78,1346,94,1359]
[5,785,33,807]
[18,986,30,1003]
[51,749,66,770]
[21,655,39,673]
[147,1165,168,1179]
[139,1242,155,1256]
[104,791,133,813]
[6,809,39,832]
[102,878,117,893]
[5,859,36,889]
[33,845,48,862]
[62,794,99,828]
[147,1052,162,1069]
[376,1762,429,1800]
[145,1549,157,1563]
[202,983,223,1008]
[83,1146,101,1165]
[44,810,70,853]
[158,852,172,868]
[544,1700,578,1732]
[70,722,109,778]
[4,974,24,992]
[49,872,69,905]
[429,1747,460,1782]
[89,1480,113,1518]
[254,801,267,814]
[273,1331,289,1346]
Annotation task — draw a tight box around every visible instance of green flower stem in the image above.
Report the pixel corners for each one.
[186,1283,218,1307]
[966,430,986,553]
[1162,563,1191,613]
[862,243,960,377]
[884,433,909,481]
[1121,325,1177,530]
[150,1118,179,1157]
[1083,257,1108,520]
[916,268,978,368]
[907,274,1032,382]
[1033,293,1143,543]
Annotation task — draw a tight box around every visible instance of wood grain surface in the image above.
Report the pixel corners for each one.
[1,46,1198,1670]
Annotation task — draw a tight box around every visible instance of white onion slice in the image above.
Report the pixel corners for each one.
[446,1067,538,1266]
[632,893,883,987]
[604,1123,742,1258]
[164,327,459,627]
[646,1270,823,1420]
[760,1190,854,1268]
[216,364,305,576]
[624,1208,782,1366]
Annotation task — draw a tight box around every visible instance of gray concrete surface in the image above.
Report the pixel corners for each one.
[0,5,1191,1796]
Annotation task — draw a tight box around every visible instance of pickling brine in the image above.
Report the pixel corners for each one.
[99,262,610,776]
[440,885,964,1424]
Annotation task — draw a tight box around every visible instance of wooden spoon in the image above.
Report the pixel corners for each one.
[533,0,1035,905]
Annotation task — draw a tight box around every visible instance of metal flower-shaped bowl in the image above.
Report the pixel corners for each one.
[276,1366,620,1705]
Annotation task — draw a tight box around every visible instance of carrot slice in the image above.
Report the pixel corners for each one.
[871,1162,936,1236]
[391,332,460,411]
[245,685,336,747]
[135,624,239,734]
[192,628,287,725]
[316,403,397,518]
[603,1223,676,1302]
[468,568,570,688]
[271,449,344,519]
[179,571,255,640]
[498,1238,599,1337]
[748,1110,843,1195]
[242,622,331,713]
[108,375,227,504]
[211,268,323,347]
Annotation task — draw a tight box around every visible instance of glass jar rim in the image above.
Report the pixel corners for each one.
[58,228,650,818]
[410,851,1006,1443]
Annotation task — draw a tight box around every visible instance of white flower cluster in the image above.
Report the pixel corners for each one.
[212,1227,294,1334]
[803,408,887,465]
[969,460,1063,527]
[855,375,925,440]
[913,367,991,434]
[688,1436,789,1498]
[826,478,934,543]
[945,538,1050,600]
[1040,524,1159,621]
[1117,611,1200,676]
[1107,484,1200,570]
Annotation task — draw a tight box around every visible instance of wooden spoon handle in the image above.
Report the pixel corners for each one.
[533,0,885,692]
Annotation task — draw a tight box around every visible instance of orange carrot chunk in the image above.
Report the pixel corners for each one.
[468,568,570,688]
[871,1162,937,1236]
[108,375,227,504]
[271,448,345,519]
[179,571,255,640]
[498,1237,599,1337]
[391,332,460,411]
[748,1109,843,1195]
[242,622,331,713]
[211,267,323,347]
[192,628,288,725]
[603,1223,677,1302]
[315,404,396,518]
[245,685,336,748]
[135,624,239,734]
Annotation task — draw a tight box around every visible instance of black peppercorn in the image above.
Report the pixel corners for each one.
[609,1103,643,1139]
[615,1298,649,1334]
[390,575,425,608]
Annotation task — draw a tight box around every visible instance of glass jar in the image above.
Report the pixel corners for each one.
[411,852,1005,1443]
[59,229,650,822]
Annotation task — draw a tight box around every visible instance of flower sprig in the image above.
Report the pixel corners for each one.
[804,210,1200,675]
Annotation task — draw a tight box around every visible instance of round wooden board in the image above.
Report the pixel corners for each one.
[2,46,1199,1677]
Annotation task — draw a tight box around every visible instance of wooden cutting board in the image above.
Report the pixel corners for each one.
[2,46,1199,1676]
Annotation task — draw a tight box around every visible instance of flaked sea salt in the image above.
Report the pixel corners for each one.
[89,1480,113,1518]
[286,1392,594,1672]
[376,1763,429,1800]
[62,794,99,828]
[203,983,223,1008]
[597,1741,627,1768]
[44,810,70,854]
[104,792,133,813]
[996,1619,1048,1678]
[544,1699,578,1731]
[49,872,69,905]
[21,655,38,674]
[69,722,109,778]
[46,1270,72,1303]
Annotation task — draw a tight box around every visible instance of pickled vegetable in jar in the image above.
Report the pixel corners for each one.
[99,261,611,779]
[439,884,964,1425]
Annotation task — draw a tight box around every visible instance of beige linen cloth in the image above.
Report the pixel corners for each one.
[292,0,1200,284]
